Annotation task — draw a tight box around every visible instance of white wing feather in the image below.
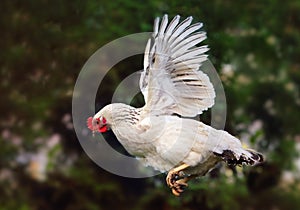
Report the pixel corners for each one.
[140,15,215,117]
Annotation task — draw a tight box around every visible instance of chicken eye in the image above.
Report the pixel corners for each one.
[95,118,101,125]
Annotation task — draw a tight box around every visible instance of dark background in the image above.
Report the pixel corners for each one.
[1,0,300,209]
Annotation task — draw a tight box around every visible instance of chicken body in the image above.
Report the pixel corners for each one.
[96,103,261,175]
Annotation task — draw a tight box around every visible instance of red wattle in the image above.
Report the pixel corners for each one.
[99,125,107,133]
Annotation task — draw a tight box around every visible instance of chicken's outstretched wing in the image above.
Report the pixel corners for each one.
[140,14,215,117]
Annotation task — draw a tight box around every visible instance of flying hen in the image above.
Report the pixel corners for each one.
[87,14,263,196]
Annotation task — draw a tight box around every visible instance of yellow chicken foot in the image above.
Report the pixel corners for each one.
[166,163,190,196]
[171,177,189,196]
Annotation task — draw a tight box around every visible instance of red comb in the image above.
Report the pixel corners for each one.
[87,117,94,131]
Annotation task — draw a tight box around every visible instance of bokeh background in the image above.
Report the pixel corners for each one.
[1,0,300,209]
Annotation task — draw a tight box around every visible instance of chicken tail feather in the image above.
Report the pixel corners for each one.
[213,149,264,166]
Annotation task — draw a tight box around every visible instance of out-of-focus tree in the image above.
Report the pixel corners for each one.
[1,0,299,209]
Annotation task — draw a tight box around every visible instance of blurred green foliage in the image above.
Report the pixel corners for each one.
[1,0,300,209]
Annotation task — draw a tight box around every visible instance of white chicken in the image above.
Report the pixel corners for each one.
[87,14,263,196]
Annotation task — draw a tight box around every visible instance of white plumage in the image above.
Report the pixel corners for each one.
[87,14,263,196]
[140,15,214,117]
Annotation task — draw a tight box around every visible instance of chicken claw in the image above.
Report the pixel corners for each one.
[171,178,189,196]
[166,163,190,196]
